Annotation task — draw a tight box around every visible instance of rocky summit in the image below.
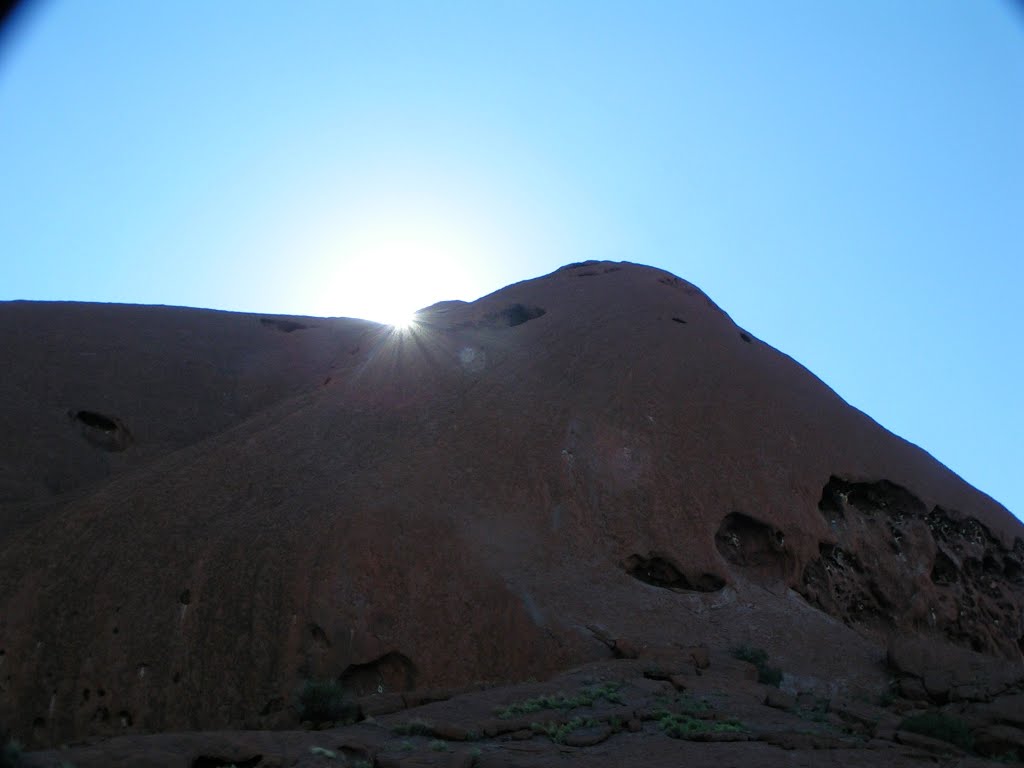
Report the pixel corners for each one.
[1,261,1022,767]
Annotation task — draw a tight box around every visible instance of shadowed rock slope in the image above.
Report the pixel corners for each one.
[1,261,1021,750]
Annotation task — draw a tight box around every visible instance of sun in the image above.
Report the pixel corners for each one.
[384,309,416,331]
[303,167,531,325]
[323,208,486,327]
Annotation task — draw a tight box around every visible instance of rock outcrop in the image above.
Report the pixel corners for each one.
[1,261,1021,750]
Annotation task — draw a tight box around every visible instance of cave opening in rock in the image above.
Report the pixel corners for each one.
[75,410,118,432]
[500,303,546,327]
[340,651,416,696]
[622,553,724,592]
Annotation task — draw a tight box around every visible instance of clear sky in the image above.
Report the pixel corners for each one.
[1,1,1021,520]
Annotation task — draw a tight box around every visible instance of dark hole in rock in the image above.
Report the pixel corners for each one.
[172,672,181,684]
[179,589,191,605]
[818,484,845,518]
[671,317,687,324]
[82,688,90,702]
[192,756,263,768]
[309,623,331,649]
[817,476,927,519]
[118,710,133,727]
[340,651,416,696]
[260,317,309,333]
[501,304,546,327]
[32,717,44,729]
[931,551,960,585]
[801,543,893,627]
[739,332,752,343]
[480,304,546,329]
[716,512,791,578]
[112,627,119,634]
[819,543,864,574]
[93,706,109,723]
[1005,559,1023,584]
[71,410,131,452]
[75,410,117,431]
[624,553,683,588]
[983,555,1002,575]
[694,573,727,591]
[98,688,105,697]
[623,553,724,592]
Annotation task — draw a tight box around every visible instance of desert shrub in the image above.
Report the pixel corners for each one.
[899,711,974,752]
[731,645,782,687]
[297,679,359,724]
[391,718,434,736]
[496,681,623,718]
[658,712,745,740]
[531,716,598,744]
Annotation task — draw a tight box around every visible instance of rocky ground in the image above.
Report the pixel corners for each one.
[19,638,1024,767]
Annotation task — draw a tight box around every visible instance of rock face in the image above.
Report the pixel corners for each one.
[1,261,1021,748]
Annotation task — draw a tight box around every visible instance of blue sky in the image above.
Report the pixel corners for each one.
[1,1,1021,520]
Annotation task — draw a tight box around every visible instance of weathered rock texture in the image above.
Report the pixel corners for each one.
[1,261,1021,750]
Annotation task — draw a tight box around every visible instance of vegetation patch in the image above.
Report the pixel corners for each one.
[658,712,745,740]
[899,711,974,752]
[665,692,713,714]
[531,716,599,744]
[795,699,830,724]
[496,682,623,719]
[731,645,783,687]
[391,718,434,737]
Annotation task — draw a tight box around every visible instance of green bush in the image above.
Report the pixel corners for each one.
[496,682,623,718]
[531,716,598,744]
[658,712,745,740]
[297,679,359,724]
[391,718,433,736]
[731,645,783,687]
[899,711,974,752]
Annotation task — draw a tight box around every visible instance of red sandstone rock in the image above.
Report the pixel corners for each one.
[1,261,1022,757]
